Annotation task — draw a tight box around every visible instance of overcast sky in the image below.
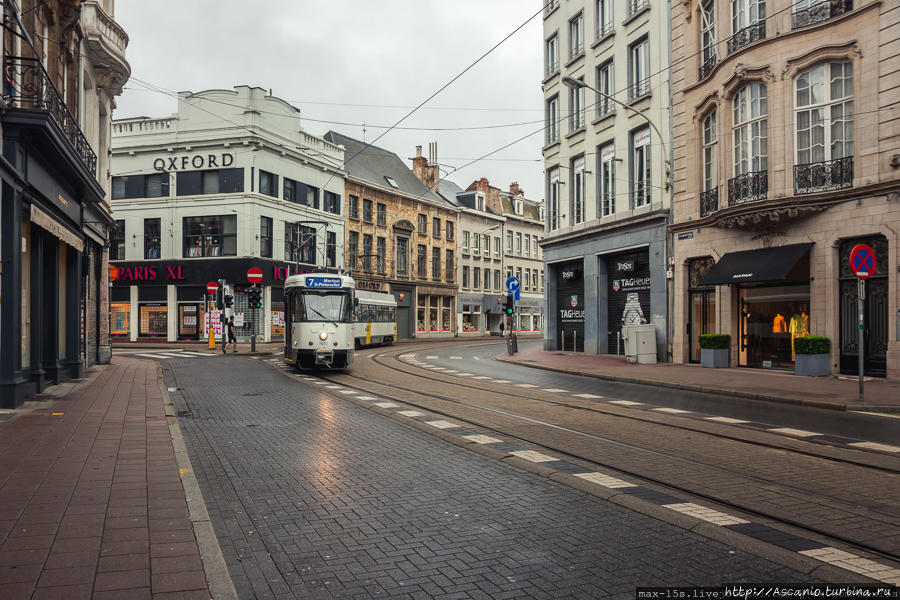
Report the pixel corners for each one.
[113,0,546,202]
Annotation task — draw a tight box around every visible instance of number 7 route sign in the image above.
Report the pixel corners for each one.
[849,244,876,279]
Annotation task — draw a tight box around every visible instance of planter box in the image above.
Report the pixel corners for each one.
[700,347,729,368]
[795,353,829,377]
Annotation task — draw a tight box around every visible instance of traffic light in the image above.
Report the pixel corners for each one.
[224,294,234,308]
[247,286,262,309]
[505,293,514,315]
[215,287,224,310]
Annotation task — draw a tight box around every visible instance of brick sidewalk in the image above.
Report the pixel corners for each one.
[0,358,212,599]
[498,344,900,411]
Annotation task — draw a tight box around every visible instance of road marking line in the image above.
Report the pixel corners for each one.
[134,353,167,359]
[768,427,820,437]
[852,411,900,420]
[574,473,636,488]
[400,354,416,359]
[449,356,463,360]
[397,410,424,417]
[510,450,558,463]
[182,351,214,356]
[799,547,900,583]
[472,376,492,380]
[324,385,342,390]
[653,408,690,414]
[356,396,376,400]
[310,381,328,385]
[473,357,481,360]
[425,420,460,429]
[493,379,512,384]
[443,370,458,374]
[337,390,358,395]
[541,388,568,393]
[430,367,448,371]
[705,416,748,424]
[455,373,472,377]
[515,383,538,388]
[663,503,749,526]
[463,434,503,444]
[167,387,178,392]
[426,355,439,359]
[848,441,900,453]
[573,393,603,399]
[374,402,398,408]
[610,400,643,406]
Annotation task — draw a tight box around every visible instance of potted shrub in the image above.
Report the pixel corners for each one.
[699,334,730,368]
[794,336,831,377]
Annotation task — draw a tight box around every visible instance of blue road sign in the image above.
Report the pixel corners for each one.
[505,276,520,301]
[849,244,876,279]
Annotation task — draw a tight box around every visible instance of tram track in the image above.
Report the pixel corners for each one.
[295,345,900,565]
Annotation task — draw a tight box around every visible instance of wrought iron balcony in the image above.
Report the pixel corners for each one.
[727,21,765,54]
[4,56,97,177]
[699,55,717,81]
[627,0,650,18]
[794,157,853,195]
[700,188,719,217]
[728,170,768,205]
[628,78,650,101]
[792,0,852,29]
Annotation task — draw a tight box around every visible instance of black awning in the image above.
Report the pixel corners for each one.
[698,243,814,286]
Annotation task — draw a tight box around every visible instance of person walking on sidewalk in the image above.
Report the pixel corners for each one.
[226,316,237,353]
[499,321,505,337]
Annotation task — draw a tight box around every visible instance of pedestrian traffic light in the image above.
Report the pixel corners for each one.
[224,294,234,308]
[215,288,224,310]
[505,293,514,315]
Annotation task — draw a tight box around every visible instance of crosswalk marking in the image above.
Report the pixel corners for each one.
[541,388,568,393]
[705,416,748,424]
[653,408,690,414]
[515,384,538,388]
[573,393,603,399]
[336,390,358,395]
[492,379,512,384]
[374,402,399,408]
[472,376,492,380]
[398,410,424,417]
[356,396,376,400]
[609,400,642,406]
[449,356,463,360]
[134,353,169,359]
[426,355,439,359]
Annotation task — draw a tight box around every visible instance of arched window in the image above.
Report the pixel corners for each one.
[730,82,767,204]
[794,61,854,193]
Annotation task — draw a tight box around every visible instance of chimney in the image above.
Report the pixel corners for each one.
[509,182,523,196]
[476,177,490,192]
[411,143,440,191]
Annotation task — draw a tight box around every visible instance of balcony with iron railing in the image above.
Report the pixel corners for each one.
[627,78,650,102]
[794,156,853,195]
[700,187,719,217]
[728,170,768,205]
[626,0,650,19]
[4,56,97,177]
[727,21,765,54]
[699,54,717,81]
[792,0,852,29]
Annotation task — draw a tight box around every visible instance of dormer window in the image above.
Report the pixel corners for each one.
[476,194,485,211]
[514,199,524,216]
[385,176,399,188]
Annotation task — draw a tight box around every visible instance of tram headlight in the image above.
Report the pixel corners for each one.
[319,331,328,341]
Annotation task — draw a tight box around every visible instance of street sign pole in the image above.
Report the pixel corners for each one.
[858,278,865,403]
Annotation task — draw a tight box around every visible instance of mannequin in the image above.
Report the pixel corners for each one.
[773,313,786,333]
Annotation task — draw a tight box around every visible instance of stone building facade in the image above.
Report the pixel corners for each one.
[541,0,673,357]
[325,133,460,339]
[0,0,129,406]
[670,0,900,378]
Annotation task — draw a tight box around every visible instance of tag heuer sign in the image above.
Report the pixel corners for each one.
[570,295,578,308]
[612,280,621,292]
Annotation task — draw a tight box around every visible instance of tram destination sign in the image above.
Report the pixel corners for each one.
[305,276,342,288]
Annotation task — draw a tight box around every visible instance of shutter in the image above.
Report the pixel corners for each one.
[607,250,652,353]
[555,261,585,352]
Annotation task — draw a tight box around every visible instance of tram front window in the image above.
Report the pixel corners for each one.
[293,291,351,323]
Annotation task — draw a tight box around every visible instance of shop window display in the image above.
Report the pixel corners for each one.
[740,285,810,369]
[442,297,452,331]
[417,296,426,332]
[462,305,481,332]
[139,304,168,337]
[110,303,131,336]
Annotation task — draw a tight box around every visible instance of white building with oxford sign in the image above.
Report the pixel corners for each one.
[109,85,345,343]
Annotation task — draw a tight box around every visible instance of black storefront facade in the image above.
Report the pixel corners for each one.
[0,99,110,407]
[110,257,317,342]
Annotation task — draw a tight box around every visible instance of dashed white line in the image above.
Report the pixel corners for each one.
[463,434,503,444]
[472,376,492,380]
[472,357,481,360]
[336,390,358,395]
[426,355,439,360]
[768,427,820,438]
[374,402,399,408]
[848,441,900,453]
[356,396,376,400]
[663,503,749,526]
[509,450,558,463]
[799,547,900,584]
[397,410,424,417]
[425,420,460,429]
[492,379,512,384]
[167,387,178,393]
[653,408,691,414]
[573,393,603,399]
[515,383,538,388]
[705,416,748,424]
[609,400,643,406]
[455,373,472,377]
[574,473,637,488]
[449,356,463,360]
[540,388,568,393]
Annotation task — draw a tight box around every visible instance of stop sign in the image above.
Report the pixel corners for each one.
[206,281,219,295]
[247,267,263,284]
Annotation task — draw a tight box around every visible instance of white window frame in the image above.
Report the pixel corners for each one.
[524,234,531,257]
[794,61,854,166]
[572,155,585,224]
[546,95,560,144]
[701,0,717,67]
[631,128,651,208]
[732,0,765,32]
[516,232,522,255]
[599,142,616,217]
[548,168,561,231]
[475,193,485,211]
[733,82,768,176]
[569,78,585,131]
[597,0,614,38]
[703,111,717,192]
[482,234,490,257]
[596,61,615,118]
[629,38,650,100]
[569,12,584,59]
[494,236,501,257]
[545,33,559,77]
[462,230,470,254]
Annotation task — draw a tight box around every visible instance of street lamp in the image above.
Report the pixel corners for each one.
[561,76,671,191]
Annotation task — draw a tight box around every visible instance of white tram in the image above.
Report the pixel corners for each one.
[353,290,398,348]
[284,273,356,369]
